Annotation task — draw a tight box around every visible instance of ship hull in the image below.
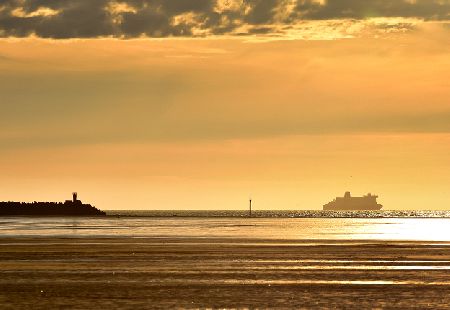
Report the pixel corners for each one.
[323,204,382,211]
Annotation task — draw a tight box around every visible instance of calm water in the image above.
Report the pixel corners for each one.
[3,211,450,308]
[108,209,450,218]
[2,210,450,241]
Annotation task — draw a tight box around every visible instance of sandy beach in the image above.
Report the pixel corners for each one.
[1,237,450,309]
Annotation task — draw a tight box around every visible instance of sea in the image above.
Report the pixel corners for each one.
[2,210,450,241]
[3,210,450,308]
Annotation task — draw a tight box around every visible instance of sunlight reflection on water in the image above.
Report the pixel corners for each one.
[1,216,450,241]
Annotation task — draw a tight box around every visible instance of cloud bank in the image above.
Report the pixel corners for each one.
[0,0,449,39]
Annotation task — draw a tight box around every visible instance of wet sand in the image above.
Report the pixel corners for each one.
[1,237,450,309]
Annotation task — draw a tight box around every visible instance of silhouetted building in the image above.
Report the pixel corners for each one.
[65,192,81,204]
[323,192,383,210]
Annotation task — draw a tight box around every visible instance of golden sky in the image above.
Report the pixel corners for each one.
[0,0,449,209]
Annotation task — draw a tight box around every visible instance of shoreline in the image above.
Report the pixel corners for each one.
[2,236,450,244]
[1,236,450,309]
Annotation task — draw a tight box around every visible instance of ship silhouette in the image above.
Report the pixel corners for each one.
[323,192,383,210]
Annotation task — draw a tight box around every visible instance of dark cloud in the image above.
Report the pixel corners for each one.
[243,0,279,24]
[295,0,450,20]
[0,0,114,38]
[0,0,448,38]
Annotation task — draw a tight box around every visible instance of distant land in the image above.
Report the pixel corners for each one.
[0,193,105,216]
